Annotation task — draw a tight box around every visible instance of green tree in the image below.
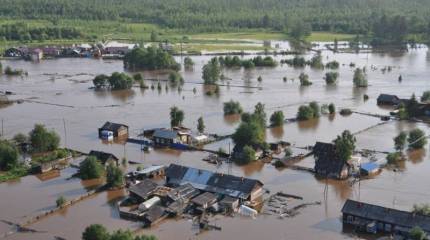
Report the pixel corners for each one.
[82,224,110,240]
[110,230,133,240]
[124,47,179,71]
[270,111,284,127]
[299,73,312,86]
[168,71,184,86]
[93,74,109,89]
[421,91,430,102]
[150,30,158,42]
[288,20,311,40]
[309,54,324,69]
[108,72,134,90]
[170,106,184,127]
[408,128,427,149]
[334,130,356,162]
[328,103,336,114]
[237,145,256,165]
[56,196,66,207]
[79,156,104,180]
[29,124,60,153]
[13,133,28,145]
[133,73,143,81]
[0,140,19,171]
[134,235,158,240]
[223,100,243,115]
[409,226,427,240]
[253,102,267,127]
[106,163,124,188]
[394,131,407,152]
[232,119,265,149]
[309,101,320,118]
[353,68,367,87]
[297,105,314,120]
[184,57,194,69]
[202,58,221,84]
[324,72,339,85]
[197,117,205,133]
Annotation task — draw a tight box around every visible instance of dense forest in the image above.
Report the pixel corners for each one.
[0,0,429,34]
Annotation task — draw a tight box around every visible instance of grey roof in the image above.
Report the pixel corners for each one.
[165,164,263,200]
[377,94,400,104]
[99,121,128,132]
[167,183,200,202]
[342,199,430,233]
[144,205,166,223]
[191,192,217,206]
[129,179,159,200]
[153,129,178,140]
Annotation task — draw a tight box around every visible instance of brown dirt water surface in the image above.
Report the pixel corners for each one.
[1,45,430,239]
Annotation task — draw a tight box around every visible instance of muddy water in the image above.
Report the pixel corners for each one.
[1,45,430,239]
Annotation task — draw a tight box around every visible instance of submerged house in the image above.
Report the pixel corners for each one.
[88,150,119,167]
[98,121,129,138]
[102,41,138,55]
[152,129,180,146]
[377,94,401,106]
[342,199,430,235]
[313,142,350,180]
[165,164,264,203]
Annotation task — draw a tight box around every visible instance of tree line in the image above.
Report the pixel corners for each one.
[0,22,82,41]
[1,0,430,39]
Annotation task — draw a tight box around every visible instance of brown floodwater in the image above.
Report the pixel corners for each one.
[1,44,430,239]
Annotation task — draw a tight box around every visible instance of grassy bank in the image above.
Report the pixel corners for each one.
[0,166,29,183]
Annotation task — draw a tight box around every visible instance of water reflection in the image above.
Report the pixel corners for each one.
[297,118,320,130]
[270,126,284,139]
[223,114,241,125]
[240,160,264,176]
[407,148,426,164]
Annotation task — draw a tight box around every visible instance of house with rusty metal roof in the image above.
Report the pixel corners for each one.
[165,164,263,202]
[342,199,430,235]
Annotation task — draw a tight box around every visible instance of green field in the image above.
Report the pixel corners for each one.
[0,19,355,52]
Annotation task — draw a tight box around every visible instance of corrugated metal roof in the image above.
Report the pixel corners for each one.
[360,162,379,172]
[165,164,263,200]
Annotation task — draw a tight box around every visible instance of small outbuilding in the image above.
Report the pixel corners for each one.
[98,121,129,138]
[142,205,166,227]
[191,192,218,210]
[219,196,240,213]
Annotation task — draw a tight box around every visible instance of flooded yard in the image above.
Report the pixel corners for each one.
[1,43,430,239]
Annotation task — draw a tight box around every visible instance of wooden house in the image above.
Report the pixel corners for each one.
[98,121,129,138]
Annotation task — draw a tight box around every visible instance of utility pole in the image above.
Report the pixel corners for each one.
[62,118,67,150]
[1,118,3,138]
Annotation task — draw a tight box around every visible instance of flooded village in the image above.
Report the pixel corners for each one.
[1,37,430,240]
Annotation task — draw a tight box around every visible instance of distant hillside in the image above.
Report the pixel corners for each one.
[0,0,429,34]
